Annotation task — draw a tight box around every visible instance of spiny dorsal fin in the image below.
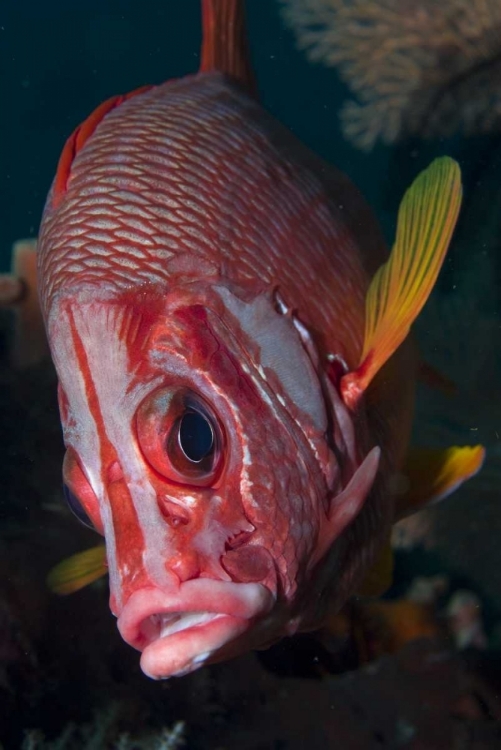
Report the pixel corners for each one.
[200,0,256,95]
[47,544,107,595]
[341,157,462,409]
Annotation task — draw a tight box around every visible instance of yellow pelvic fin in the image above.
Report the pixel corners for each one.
[356,540,394,598]
[393,445,485,521]
[341,157,462,407]
[47,544,107,595]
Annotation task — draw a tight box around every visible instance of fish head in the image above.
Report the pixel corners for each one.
[49,279,377,679]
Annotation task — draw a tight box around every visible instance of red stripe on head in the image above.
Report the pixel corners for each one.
[52,85,154,208]
[62,301,151,605]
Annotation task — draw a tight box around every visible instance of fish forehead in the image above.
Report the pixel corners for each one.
[51,279,330,454]
[38,72,368,365]
[38,73,281,311]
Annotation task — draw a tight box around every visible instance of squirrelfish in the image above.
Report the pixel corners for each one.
[39,0,484,679]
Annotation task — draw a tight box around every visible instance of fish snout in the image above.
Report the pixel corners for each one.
[168,549,201,582]
[117,579,275,679]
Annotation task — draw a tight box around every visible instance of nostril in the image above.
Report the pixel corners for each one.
[107,460,123,483]
[169,550,201,582]
[158,497,190,528]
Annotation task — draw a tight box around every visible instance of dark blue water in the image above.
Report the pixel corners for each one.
[1,1,501,748]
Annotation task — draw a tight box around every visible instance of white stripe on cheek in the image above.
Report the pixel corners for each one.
[48,307,122,606]
[70,304,173,591]
[215,287,327,434]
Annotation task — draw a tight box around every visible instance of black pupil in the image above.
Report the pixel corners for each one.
[178,410,214,463]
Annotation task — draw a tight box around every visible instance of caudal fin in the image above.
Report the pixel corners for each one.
[200,0,256,95]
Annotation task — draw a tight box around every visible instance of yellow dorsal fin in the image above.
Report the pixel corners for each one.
[356,539,394,598]
[393,445,485,521]
[47,544,107,595]
[341,157,462,408]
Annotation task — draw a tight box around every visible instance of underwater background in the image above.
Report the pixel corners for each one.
[1,0,501,747]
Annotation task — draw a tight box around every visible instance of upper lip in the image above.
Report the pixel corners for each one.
[117,578,274,678]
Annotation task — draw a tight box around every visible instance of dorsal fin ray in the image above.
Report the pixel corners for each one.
[200,0,256,96]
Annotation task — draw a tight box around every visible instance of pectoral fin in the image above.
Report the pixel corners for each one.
[341,157,462,408]
[47,544,107,595]
[393,445,485,521]
[312,447,381,569]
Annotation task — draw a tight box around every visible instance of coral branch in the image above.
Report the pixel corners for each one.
[280,0,501,149]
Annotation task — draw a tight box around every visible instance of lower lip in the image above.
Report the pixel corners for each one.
[117,581,275,679]
[139,613,250,679]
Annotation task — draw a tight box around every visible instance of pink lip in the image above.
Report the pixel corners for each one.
[117,579,274,679]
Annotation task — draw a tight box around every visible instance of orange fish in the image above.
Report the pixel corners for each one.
[40,0,483,679]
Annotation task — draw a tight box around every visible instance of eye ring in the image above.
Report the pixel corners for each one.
[136,388,224,486]
[62,449,104,535]
[63,483,95,531]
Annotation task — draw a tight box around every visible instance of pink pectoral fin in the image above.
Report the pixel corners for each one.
[312,447,381,567]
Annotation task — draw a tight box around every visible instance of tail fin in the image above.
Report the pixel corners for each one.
[200,0,256,95]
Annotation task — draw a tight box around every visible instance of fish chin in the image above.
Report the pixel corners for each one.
[117,580,274,679]
[140,613,250,678]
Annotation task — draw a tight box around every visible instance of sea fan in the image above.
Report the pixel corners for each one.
[279,0,501,150]
[21,705,185,750]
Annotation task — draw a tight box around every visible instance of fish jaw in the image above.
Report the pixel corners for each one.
[117,580,274,679]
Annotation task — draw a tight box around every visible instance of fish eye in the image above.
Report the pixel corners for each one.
[166,406,217,478]
[63,483,95,530]
[177,410,214,463]
[136,388,223,486]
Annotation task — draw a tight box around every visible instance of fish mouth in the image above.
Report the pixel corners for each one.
[117,580,274,679]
